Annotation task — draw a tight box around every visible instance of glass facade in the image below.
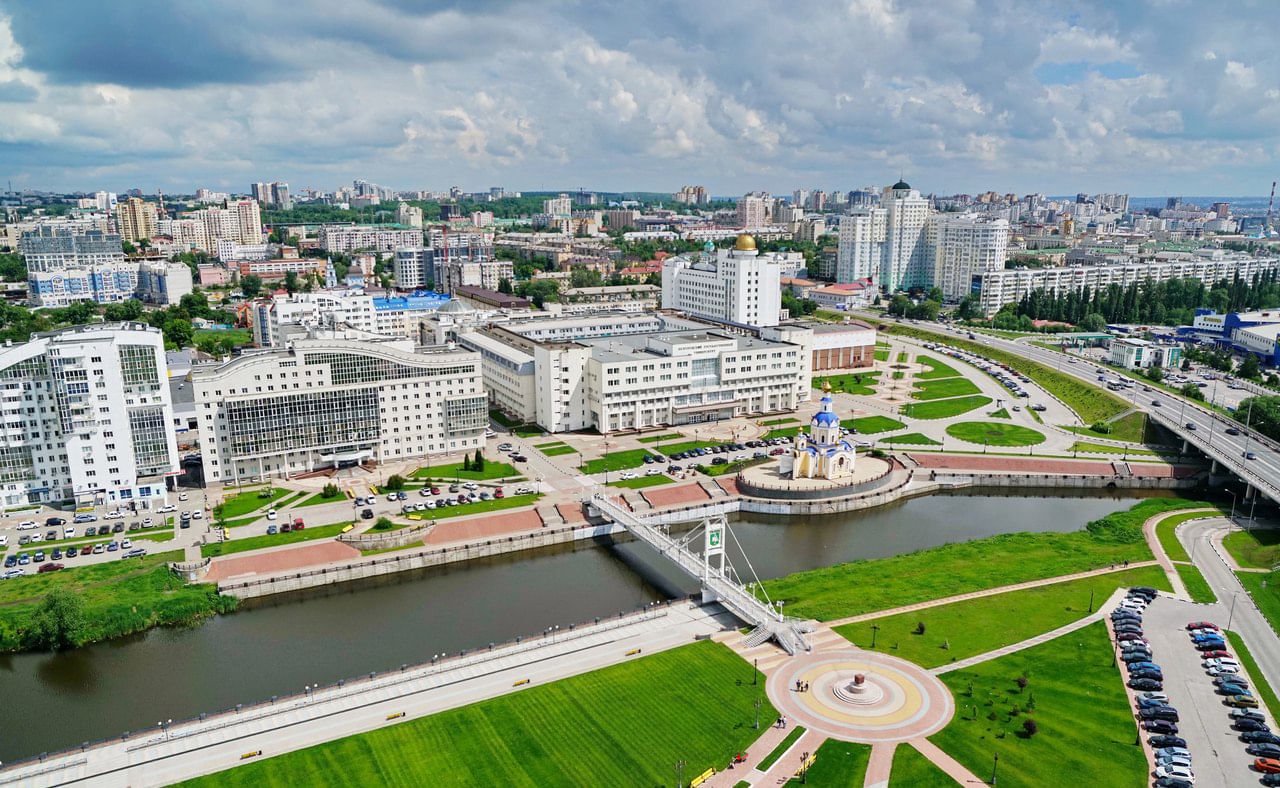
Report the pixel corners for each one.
[224,388,381,459]
[0,445,35,483]
[304,351,475,386]
[128,406,170,477]
[120,344,161,390]
[444,395,488,436]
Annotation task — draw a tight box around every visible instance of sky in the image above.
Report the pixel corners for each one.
[1,0,1279,197]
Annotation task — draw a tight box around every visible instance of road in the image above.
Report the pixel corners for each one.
[875,317,1280,505]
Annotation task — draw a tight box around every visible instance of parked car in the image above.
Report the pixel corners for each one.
[360,508,374,520]
[1130,678,1164,691]
[1143,719,1178,734]
[1235,718,1271,732]
[1148,735,1186,749]
[1249,745,1280,759]
[1186,621,1218,630]
[1140,707,1179,722]
[1256,758,1280,774]
[37,562,64,573]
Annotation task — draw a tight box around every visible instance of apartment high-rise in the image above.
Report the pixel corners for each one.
[736,194,769,228]
[396,202,424,228]
[114,197,159,243]
[931,213,1009,300]
[543,195,572,218]
[0,323,178,509]
[835,180,931,291]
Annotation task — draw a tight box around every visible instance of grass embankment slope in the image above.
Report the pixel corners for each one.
[179,641,771,788]
[1224,527,1280,569]
[761,498,1210,621]
[0,550,235,652]
[930,621,1147,788]
[835,565,1169,668]
[883,324,1128,425]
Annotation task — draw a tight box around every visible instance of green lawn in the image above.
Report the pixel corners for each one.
[988,408,1010,419]
[758,726,807,770]
[883,432,942,446]
[1063,411,1148,444]
[915,356,962,380]
[814,371,882,396]
[295,491,349,508]
[637,433,687,443]
[218,487,289,519]
[1067,441,1159,456]
[887,743,957,787]
[834,566,1169,668]
[513,425,545,438]
[759,418,801,427]
[540,445,578,457]
[885,325,1128,424]
[1154,509,1222,562]
[201,523,350,558]
[1238,571,1280,631]
[784,739,871,786]
[930,621,1147,788]
[874,349,890,362]
[178,641,773,788]
[605,475,673,489]
[410,494,542,520]
[411,460,519,481]
[1226,631,1280,722]
[945,422,1044,447]
[1223,527,1280,570]
[0,549,235,652]
[911,378,982,401]
[761,498,1209,621]
[578,449,661,474]
[534,441,568,449]
[194,327,253,347]
[764,427,802,439]
[901,395,991,420]
[841,415,906,434]
[1175,564,1216,603]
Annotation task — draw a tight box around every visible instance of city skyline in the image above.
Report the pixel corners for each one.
[2,1,1279,195]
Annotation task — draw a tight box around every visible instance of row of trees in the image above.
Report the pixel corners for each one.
[887,291,942,321]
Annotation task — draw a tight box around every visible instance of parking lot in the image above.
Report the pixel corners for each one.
[1114,592,1277,787]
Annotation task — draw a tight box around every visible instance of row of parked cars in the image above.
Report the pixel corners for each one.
[2,539,147,578]
[922,341,1042,402]
[1183,621,1280,783]
[1112,587,1197,787]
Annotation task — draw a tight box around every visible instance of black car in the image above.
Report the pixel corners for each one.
[1148,735,1187,749]
[1218,683,1250,696]
[1122,653,1152,663]
[1262,774,1280,787]
[360,508,374,520]
[1142,719,1177,733]
[112,523,123,533]
[1139,707,1179,722]
[1153,779,1193,788]
[45,517,65,526]
[1129,678,1163,691]
[1115,625,1143,635]
[2,555,15,568]
[1111,610,1141,620]
[1248,744,1280,758]
[1234,718,1270,732]
[1131,587,1158,597]
[511,454,527,463]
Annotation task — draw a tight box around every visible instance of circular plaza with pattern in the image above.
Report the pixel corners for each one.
[766,649,954,743]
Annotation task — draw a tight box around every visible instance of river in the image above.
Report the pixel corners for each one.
[0,489,1162,763]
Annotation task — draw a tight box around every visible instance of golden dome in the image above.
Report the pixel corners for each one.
[733,233,757,251]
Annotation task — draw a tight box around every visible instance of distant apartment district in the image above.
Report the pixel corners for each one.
[0,179,1276,506]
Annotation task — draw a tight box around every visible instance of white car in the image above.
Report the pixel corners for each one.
[17,521,36,530]
[645,468,663,476]
[63,527,74,538]
[29,532,42,543]
[105,510,123,518]
[157,504,176,513]
[178,493,189,501]
[0,535,7,547]
[191,510,203,520]
[1203,658,1240,669]
[120,539,132,549]
[619,472,638,480]
[1154,765,1193,781]
[498,443,514,452]
[462,482,479,491]
[265,510,277,520]
[1205,665,1239,676]
[387,493,399,502]
[2,568,23,580]
[425,500,437,509]
[514,486,534,495]
[1155,754,1192,768]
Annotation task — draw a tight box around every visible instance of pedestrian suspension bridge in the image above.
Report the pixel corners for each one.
[586,492,813,655]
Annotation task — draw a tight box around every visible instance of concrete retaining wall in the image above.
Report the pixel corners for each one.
[338,522,436,551]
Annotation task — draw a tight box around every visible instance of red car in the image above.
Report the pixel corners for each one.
[1187,621,1219,631]
[1256,758,1280,774]
[37,562,64,573]
[494,489,505,499]
[430,487,441,495]
[1202,650,1233,659]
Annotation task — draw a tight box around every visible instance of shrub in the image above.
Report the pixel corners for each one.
[1016,676,1028,693]
[321,482,340,499]
[385,474,406,491]
[25,588,87,651]
[1022,718,1039,737]
[1089,421,1112,434]
[372,517,396,531]
[913,621,926,635]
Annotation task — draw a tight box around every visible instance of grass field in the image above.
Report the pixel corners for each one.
[874,349,890,362]
[883,432,941,446]
[1067,441,1160,456]
[637,433,686,443]
[534,441,568,449]
[915,356,962,380]
[930,621,1147,788]
[1223,527,1280,569]
[784,739,871,786]
[578,449,661,474]
[887,743,957,787]
[540,445,578,457]
[901,395,991,420]
[1226,631,1280,722]
[411,460,519,481]
[179,641,772,788]
[605,475,673,489]
[841,415,906,434]
[761,498,1208,621]
[0,549,235,652]
[759,418,801,427]
[1175,563,1216,603]
[988,407,1010,419]
[194,327,253,347]
[945,422,1045,447]
[764,427,802,439]
[834,566,1169,668]
[1237,571,1280,631]
[884,324,1128,424]
[758,726,807,770]
[411,494,542,520]
[218,487,289,519]
[1154,509,1221,562]
[1063,411,1148,444]
[814,371,882,396]
[911,377,982,401]
[295,491,348,508]
[513,425,545,437]
[201,523,350,558]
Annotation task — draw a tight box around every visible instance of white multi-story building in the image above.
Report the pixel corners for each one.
[192,331,487,482]
[836,209,888,284]
[317,225,424,254]
[215,240,270,261]
[251,290,453,347]
[459,313,810,434]
[661,234,782,327]
[737,195,768,228]
[932,213,1009,300]
[543,195,572,218]
[19,227,124,272]
[0,323,178,509]
[434,258,512,295]
[392,235,498,292]
[835,180,931,291]
[396,203,424,228]
[972,256,1280,315]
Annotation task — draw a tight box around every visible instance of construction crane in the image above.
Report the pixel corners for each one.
[1268,181,1276,236]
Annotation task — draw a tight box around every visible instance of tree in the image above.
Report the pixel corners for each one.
[1015,676,1029,693]
[240,275,263,298]
[322,482,340,499]
[1239,354,1262,380]
[461,453,472,472]
[26,588,87,650]
[1235,396,1280,442]
[1021,719,1038,738]
[385,474,406,491]
[1079,312,1107,332]
[162,318,194,350]
[887,293,911,317]
[373,516,395,531]
[284,271,300,295]
[955,295,981,321]
[1180,382,1206,401]
[569,266,603,289]
[1145,364,1164,383]
[0,252,26,283]
[473,450,485,472]
[497,277,513,294]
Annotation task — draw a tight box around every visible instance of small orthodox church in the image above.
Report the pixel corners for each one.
[778,382,858,480]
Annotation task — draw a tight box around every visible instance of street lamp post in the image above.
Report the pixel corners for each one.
[870,622,880,649]
[675,759,686,788]
[991,753,999,786]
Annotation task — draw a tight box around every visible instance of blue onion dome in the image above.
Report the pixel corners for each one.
[812,410,840,427]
